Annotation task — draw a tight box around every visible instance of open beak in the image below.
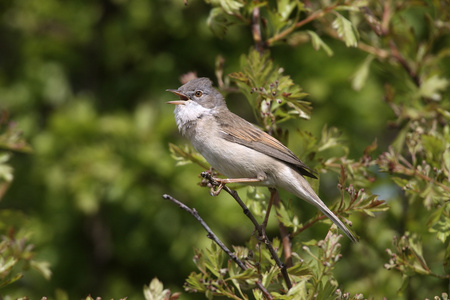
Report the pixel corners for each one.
[166,89,189,105]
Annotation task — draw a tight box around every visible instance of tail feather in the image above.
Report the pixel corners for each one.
[282,168,358,242]
[314,199,358,243]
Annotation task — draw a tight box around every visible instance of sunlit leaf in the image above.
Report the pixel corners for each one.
[332,12,358,47]
[419,75,449,101]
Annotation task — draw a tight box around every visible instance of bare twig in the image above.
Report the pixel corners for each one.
[359,6,384,36]
[266,3,338,46]
[271,188,293,268]
[200,172,293,290]
[389,40,421,87]
[291,213,328,238]
[262,188,275,230]
[252,7,265,53]
[162,193,273,300]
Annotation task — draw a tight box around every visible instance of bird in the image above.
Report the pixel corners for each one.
[166,77,357,242]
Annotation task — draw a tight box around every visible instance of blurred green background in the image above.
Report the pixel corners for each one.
[0,0,447,299]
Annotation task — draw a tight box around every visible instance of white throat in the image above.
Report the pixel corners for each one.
[173,100,211,135]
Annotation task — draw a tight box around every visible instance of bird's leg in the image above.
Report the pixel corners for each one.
[210,177,263,196]
[207,173,267,196]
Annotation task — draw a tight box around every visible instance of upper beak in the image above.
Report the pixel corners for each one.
[166,89,189,105]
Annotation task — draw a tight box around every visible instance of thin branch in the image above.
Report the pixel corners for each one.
[200,172,293,290]
[162,193,273,300]
[389,40,421,87]
[291,213,327,238]
[323,26,389,58]
[271,188,293,268]
[359,6,384,36]
[252,7,265,53]
[262,189,274,229]
[266,3,338,46]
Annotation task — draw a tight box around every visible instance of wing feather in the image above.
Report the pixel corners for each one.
[216,112,317,179]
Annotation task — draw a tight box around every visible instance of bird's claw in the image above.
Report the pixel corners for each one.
[209,180,225,196]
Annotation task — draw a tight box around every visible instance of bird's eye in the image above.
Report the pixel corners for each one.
[194,91,203,97]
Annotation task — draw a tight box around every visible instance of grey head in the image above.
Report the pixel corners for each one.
[166,77,226,109]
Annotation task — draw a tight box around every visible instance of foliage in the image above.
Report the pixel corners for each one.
[169,0,450,299]
[229,49,311,130]
[185,231,348,300]
[0,0,449,299]
[0,118,50,289]
[144,278,180,300]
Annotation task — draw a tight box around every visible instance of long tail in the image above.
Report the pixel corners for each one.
[281,168,358,243]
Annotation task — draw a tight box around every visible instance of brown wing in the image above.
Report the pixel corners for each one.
[216,111,317,179]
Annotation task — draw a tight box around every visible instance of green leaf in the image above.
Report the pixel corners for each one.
[208,0,244,14]
[315,279,337,300]
[419,75,449,101]
[285,280,308,299]
[428,203,450,243]
[229,49,312,129]
[421,133,445,165]
[168,143,210,169]
[0,273,23,289]
[245,186,269,217]
[397,275,410,294]
[185,272,207,293]
[287,263,313,277]
[143,277,179,300]
[0,256,18,274]
[277,0,300,22]
[30,260,52,280]
[0,153,14,182]
[207,7,245,38]
[275,200,299,229]
[351,55,374,91]
[306,30,334,56]
[227,267,257,281]
[332,13,358,47]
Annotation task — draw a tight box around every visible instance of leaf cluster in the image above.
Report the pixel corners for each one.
[167,0,450,299]
[185,231,353,300]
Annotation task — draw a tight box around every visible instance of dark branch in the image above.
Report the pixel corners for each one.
[200,172,293,290]
[162,193,273,300]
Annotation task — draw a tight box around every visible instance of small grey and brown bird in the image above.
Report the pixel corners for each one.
[167,77,357,242]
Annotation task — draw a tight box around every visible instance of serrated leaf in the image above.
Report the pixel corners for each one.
[230,49,313,128]
[185,272,207,292]
[332,13,358,47]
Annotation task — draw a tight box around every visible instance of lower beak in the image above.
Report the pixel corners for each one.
[166,89,188,105]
